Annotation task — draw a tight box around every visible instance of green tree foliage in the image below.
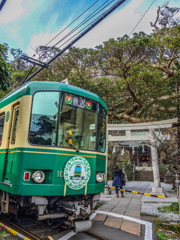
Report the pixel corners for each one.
[0,43,11,91]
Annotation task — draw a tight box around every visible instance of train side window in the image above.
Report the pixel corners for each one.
[0,114,5,146]
[11,107,19,144]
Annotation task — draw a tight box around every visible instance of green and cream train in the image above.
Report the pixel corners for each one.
[0,81,107,230]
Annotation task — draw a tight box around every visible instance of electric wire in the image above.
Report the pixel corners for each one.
[129,0,156,37]
[21,0,126,84]
[37,0,113,60]
[11,0,155,84]
[55,3,115,51]
[44,0,100,47]
[36,0,112,61]
[52,0,114,48]
[20,0,118,84]
[18,0,114,83]
[19,0,105,83]
[14,0,121,84]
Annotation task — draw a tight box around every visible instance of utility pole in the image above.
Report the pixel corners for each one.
[0,0,7,11]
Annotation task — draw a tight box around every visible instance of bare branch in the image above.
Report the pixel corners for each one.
[150,7,160,31]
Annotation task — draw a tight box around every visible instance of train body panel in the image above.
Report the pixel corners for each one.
[0,147,106,196]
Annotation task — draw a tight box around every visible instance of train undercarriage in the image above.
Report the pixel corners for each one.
[0,191,100,231]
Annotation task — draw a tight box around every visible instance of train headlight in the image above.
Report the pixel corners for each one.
[32,171,45,183]
[96,172,104,183]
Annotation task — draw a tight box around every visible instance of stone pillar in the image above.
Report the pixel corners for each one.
[122,165,128,182]
[104,134,110,195]
[149,130,166,196]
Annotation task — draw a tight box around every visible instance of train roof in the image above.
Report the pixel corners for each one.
[0,81,107,111]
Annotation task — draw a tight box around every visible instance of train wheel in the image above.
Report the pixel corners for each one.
[47,218,64,228]
[4,212,15,221]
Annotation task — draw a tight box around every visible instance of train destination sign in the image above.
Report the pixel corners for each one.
[64,156,91,190]
[65,94,95,110]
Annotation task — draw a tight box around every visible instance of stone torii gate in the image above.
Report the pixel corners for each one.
[107,118,178,196]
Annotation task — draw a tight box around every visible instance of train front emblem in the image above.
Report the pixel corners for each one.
[64,156,91,190]
[74,164,82,177]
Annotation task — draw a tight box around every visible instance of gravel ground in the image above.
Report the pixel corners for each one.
[0,228,18,239]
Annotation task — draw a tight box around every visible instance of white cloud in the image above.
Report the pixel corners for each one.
[27,31,57,57]
[0,0,45,24]
[27,26,74,57]
[0,0,26,24]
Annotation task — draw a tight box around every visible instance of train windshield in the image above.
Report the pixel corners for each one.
[29,91,106,152]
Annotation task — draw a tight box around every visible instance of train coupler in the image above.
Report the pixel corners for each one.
[73,219,92,232]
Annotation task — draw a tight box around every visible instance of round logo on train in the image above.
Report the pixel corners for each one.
[64,156,91,190]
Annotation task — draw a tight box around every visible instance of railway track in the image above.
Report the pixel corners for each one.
[0,218,41,240]
[0,217,65,240]
[0,218,109,240]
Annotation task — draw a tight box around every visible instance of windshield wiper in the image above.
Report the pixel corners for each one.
[65,131,79,152]
[70,143,79,152]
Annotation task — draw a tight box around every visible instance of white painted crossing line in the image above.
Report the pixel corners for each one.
[91,210,153,240]
[58,230,76,240]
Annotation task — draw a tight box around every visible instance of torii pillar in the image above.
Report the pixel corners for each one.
[149,130,166,196]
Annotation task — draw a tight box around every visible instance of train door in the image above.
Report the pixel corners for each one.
[2,105,19,184]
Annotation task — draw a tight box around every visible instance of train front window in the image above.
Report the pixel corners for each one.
[29,92,59,146]
[57,93,97,151]
[29,91,106,152]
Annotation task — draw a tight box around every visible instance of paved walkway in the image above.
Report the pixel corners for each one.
[94,182,142,237]
[91,181,179,239]
[56,181,178,240]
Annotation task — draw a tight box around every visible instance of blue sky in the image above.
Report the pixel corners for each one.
[0,0,179,58]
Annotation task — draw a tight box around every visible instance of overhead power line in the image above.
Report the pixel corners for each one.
[44,0,100,47]
[19,0,112,83]
[37,0,113,60]
[21,0,127,84]
[129,0,156,37]
[18,0,102,82]
[53,0,114,48]
[55,1,116,51]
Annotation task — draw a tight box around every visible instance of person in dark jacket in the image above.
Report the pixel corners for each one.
[112,165,125,198]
